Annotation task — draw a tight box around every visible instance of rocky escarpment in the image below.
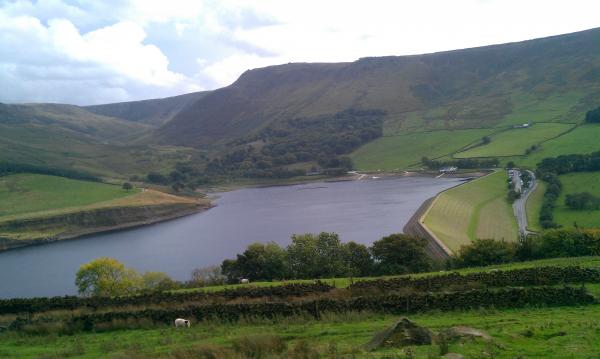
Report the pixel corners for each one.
[0,202,209,251]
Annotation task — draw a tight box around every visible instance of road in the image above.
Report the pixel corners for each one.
[512,170,537,236]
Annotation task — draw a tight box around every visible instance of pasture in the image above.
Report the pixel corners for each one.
[517,124,600,168]
[454,122,574,158]
[423,171,517,252]
[0,174,137,219]
[3,257,600,358]
[554,172,600,228]
[3,305,600,358]
[350,129,492,171]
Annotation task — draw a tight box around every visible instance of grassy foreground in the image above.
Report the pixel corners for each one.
[3,257,600,358]
[2,305,600,358]
[423,171,517,252]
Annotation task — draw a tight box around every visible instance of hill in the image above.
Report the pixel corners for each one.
[85,91,208,126]
[0,103,199,178]
[0,173,209,249]
[156,27,600,153]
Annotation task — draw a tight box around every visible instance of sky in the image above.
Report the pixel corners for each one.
[1,0,600,105]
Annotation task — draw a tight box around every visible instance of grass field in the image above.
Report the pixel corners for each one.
[0,174,206,241]
[454,123,574,158]
[525,181,546,232]
[3,305,600,358]
[350,129,493,171]
[423,171,517,252]
[497,91,586,127]
[175,256,600,293]
[0,174,138,219]
[553,172,600,228]
[517,124,600,168]
[4,256,600,358]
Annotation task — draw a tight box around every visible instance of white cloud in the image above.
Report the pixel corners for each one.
[200,53,283,86]
[0,7,198,104]
[1,0,600,104]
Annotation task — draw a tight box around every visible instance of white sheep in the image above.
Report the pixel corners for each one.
[174,318,191,328]
[240,278,250,284]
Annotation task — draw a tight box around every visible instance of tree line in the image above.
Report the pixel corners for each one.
[536,150,600,228]
[0,162,100,182]
[74,227,600,297]
[421,157,499,170]
[221,232,431,282]
[452,228,600,267]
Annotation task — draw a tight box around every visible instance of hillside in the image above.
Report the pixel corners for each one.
[0,103,200,178]
[85,91,208,126]
[156,28,600,151]
[0,173,210,250]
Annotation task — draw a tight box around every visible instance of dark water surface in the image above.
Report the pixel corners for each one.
[0,177,462,298]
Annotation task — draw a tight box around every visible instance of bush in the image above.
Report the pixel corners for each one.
[565,192,600,210]
[456,239,516,267]
[585,106,600,123]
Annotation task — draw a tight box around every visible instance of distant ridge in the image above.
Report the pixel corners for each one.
[155,27,600,149]
[85,91,208,126]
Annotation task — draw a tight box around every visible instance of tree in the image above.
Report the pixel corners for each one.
[585,106,600,123]
[370,234,431,275]
[287,234,320,278]
[287,232,347,278]
[75,257,141,297]
[506,161,515,169]
[221,242,288,282]
[456,239,516,267]
[122,182,133,191]
[482,136,491,144]
[314,232,347,277]
[146,172,168,185]
[141,271,177,292]
[565,192,600,210]
[190,265,226,286]
[507,189,521,203]
[342,241,374,277]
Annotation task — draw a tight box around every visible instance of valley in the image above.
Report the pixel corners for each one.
[4,23,600,358]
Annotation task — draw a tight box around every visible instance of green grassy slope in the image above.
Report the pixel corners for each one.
[3,305,600,358]
[424,171,517,252]
[0,174,137,219]
[554,172,600,228]
[518,124,600,168]
[454,123,574,158]
[0,103,201,179]
[4,257,600,358]
[350,129,492,171]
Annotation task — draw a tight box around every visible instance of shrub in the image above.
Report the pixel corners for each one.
[565,192,600,210]
[456,239,516,267]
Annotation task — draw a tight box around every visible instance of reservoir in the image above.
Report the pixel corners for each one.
[0,176,463,298]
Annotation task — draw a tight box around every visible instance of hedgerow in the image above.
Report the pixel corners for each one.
[11,286,592,332]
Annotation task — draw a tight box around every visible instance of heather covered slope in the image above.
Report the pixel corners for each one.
[85,91,208,126]
[0,103,197,178]
[156,27,600,149]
